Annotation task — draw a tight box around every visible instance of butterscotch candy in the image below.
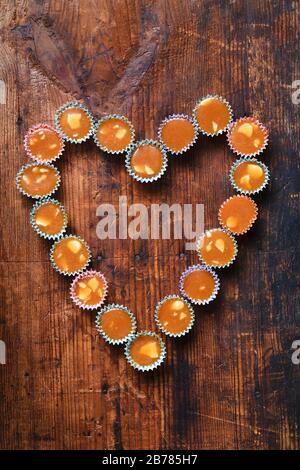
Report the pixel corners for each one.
[197,228,238,268]
[50,235,91,276]
[218,195,258,235]
[230,157,270,194]
[95,304,136,344]
[126,140,168,183]
[55,102,94,143]
[158,115,198,154]
[227,117,268,157]
[16,162,61,199]
[71,270,108,310]
[25,124,64,163]
[94,115,134,154]
[193,95,232,136]
[125,332,166,371]
[155,295,194,336]
[179,264,220,305]
[30,198,67,239]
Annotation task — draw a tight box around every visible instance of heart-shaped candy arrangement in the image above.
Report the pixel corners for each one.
[16,96,270,371]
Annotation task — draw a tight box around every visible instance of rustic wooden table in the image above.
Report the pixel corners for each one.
[0,0,299,450]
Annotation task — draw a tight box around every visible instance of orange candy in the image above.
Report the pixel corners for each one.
[160,116,196,153]
[99,306,135,343]
[51,236,90,275]
[26,125,64,162]
[58,105,93,141]
[71,271,107,309]
[33,201,66,237]
[181,266,219,304]
[127,333,163,369]
[231,159,268,193]
[228,117,268,156]
[155,296,194,335]
[17,163,60,198]
[95,117,133,153]
[194,96,232,135]
[198,229,237,268]
[218,195,257,235]
[128,142,166,181]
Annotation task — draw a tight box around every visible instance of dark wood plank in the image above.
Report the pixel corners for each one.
[0,0,299,450]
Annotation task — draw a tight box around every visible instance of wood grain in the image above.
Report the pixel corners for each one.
[0,0,299,450]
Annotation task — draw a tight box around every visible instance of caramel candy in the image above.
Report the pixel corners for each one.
[228,117,268,156]
[95,116,133,153]
[17,163,60,198]
[126,333,165,370]
[71,271,107,309]
[33,200,66,237]
[194,96,232,135]
[198,229,237,268]
[156,296,194,335]
[159,116,196,153]
[51,236,90,275]
[181,266,219,304]
[128,142,166,181]
[231,158,268,193]
[57,104,93,142]
[218,195,257,235]
[26,125,64,162]
[99,307,134,342]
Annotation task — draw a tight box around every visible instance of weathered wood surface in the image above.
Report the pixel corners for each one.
[0,0,299,450]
